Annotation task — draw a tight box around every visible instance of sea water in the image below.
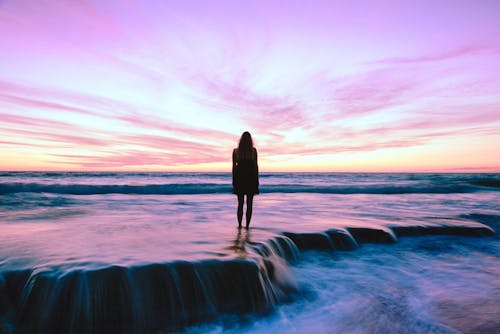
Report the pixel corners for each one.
[0,172,499,333]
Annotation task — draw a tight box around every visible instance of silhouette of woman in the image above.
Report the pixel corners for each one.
[232,131,259,229]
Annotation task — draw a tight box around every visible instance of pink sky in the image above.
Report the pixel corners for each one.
[1,0,499,171]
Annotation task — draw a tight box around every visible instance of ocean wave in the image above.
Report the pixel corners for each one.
[470,178,500,188]
[0,183,230,195]
[0,181,496,195]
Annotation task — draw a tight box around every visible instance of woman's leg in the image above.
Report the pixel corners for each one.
[237,194,244,227]
[245,194,254,229]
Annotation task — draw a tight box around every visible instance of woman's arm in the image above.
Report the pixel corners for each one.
[232,149,237,185]
[254,148,259,187]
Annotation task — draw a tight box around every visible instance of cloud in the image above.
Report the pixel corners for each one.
[263,139,423,157]
[49,149,224,168]
[115,113,234,144]
[120,133,226,158]
[0,125,110,148]
[326,71,419,117]
[183,72,312,132]
[0,80,119,118]
[369,46,492,65]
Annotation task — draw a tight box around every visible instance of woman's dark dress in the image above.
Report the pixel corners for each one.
[232,148,259,195]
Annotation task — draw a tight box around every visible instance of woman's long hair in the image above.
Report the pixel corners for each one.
[238,131,254,152]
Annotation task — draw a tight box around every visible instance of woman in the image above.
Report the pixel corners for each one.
[232,131,259,229]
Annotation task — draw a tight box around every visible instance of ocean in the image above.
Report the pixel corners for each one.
[0,172,499,333]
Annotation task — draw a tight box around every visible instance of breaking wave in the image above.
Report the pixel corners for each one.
[0,181,497,195]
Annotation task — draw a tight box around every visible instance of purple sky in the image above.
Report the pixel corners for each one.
[1,0,499,171]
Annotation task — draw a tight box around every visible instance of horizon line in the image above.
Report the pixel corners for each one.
[1,168,499,174]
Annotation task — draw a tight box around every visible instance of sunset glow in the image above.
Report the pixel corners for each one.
[1,0,499,171]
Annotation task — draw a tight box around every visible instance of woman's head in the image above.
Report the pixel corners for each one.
[238,131,253,151]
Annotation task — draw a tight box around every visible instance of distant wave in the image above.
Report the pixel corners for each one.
[0,183,231,195]
[470,178,500,188]
[0,181,497,195]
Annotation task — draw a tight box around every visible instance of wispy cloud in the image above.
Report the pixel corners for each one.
[184,73,311,132]
[370,46,494,65]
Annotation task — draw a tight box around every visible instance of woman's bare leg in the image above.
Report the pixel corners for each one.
[245,194,254,229]
[237,194,244,228]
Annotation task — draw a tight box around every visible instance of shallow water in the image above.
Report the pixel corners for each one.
[0,191,497,271]
[0,172,498,333]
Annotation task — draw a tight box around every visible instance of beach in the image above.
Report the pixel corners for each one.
[0,172,499,333]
